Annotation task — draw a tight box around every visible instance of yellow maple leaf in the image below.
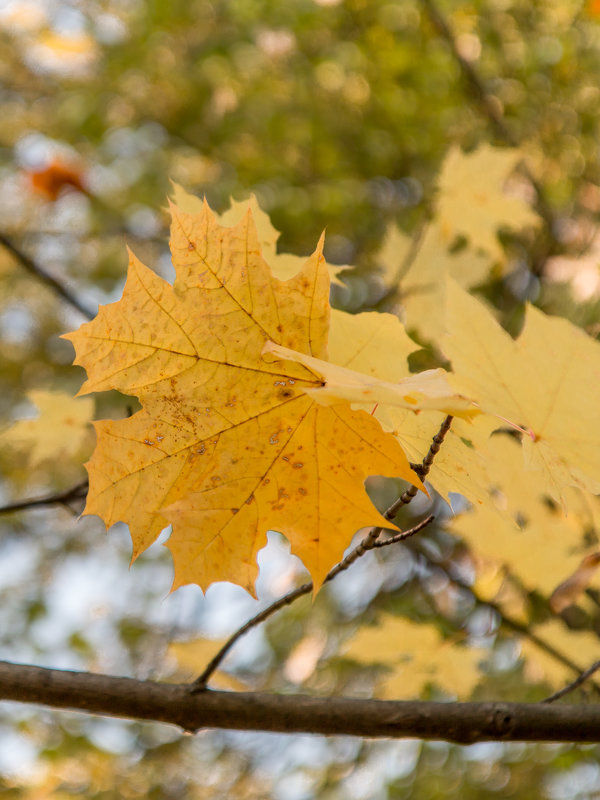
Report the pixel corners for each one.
[436,144,540,262]
[343,614,484,699]
[324,309,490,504]
[443,279,600,504]
[448,435,597,595]
[397,222,492,343]
[171,184,345,284]
[63,201,425,595]
[1,389,94,467]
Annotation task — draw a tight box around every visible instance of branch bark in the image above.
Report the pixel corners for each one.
[0,232,95,320]
[2,660,600,743]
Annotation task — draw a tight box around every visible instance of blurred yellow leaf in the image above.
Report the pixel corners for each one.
[343,614,484,699]
[448,436,598,595]
[444,279,600,504]
[1,389,94,467]
[436,144,540,262]
[381,222,491,343]
[520,620,600,688]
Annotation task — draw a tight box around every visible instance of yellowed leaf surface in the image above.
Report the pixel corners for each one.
[448,435,597,594]
[327,308,420,379]
[1,389,94,466]
[325,309,489,504]
[64,201,424,594]
[398,223,492,343]
[444,279,600,504]
[171,184,345,284]
[343,614,484,699]
[436,145,540,262]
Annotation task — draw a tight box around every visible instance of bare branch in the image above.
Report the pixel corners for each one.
[0,481,88,516]
[0,232,95,320]
[543,661,600,704]
[2,660,600,743]
[371,515,435,549]
[386,414,453,515]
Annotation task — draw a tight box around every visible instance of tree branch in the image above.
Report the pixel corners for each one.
[0,232,95,320]
[2,660,600,743]
[0,481,88,516]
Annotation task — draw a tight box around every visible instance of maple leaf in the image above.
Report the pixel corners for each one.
[393,222,492,343]
[366,145,536,343]
[436,145,540,262]
[316,308,488,505]
[1,389,94,467]
[171,184,346,285]
[63,200,426,595]
[443,279,600,504]
[448,435,599,595]
[342,614,484,699]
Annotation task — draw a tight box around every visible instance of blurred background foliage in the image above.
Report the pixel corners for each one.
[1,0,600,797]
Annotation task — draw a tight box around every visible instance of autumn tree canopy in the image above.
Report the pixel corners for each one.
[2,0,600,797]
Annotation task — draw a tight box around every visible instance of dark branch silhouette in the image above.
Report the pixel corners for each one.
[0,481,88,516]
[0,232,95,319]
[2,660,600,743]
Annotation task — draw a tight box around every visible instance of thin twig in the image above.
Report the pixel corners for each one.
[371,515,434,549]
[190,514,436,692]
[0,232,95,320]
[0,481,88,516]
[191,417,453,691]
[542,660,600,704]
[385,414,453,516]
